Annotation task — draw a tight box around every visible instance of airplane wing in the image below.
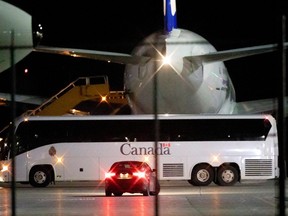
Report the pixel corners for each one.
[34,46,151,65]
[185,43,288,63]
[233,97,288,117]
[34,41,288,67]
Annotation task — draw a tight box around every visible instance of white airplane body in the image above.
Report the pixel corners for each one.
[124,28,235,114]
[0,0,287,115]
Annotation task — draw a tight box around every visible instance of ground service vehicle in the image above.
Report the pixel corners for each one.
[104,160,160,196]
[0,114,279,187]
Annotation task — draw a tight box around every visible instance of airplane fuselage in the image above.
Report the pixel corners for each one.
[124,29,236,114]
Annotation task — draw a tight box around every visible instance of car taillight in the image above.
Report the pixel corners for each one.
[133,171,146,178]
[105,172,116,179]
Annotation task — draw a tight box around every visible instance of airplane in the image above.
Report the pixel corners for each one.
[0,0,287,116]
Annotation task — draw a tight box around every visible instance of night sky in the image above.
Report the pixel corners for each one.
[0,1,287,128]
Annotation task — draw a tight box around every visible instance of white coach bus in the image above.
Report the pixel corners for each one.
[0,114,279,187]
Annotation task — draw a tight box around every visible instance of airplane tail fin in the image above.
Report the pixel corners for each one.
[164,0,177,32]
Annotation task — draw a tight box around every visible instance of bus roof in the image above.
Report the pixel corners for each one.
[16,113,275,122]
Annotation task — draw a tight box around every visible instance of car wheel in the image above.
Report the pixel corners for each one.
[113,192,123,196]
[143,183,150,196]
[105,190,112,196]
[149,179,160,196]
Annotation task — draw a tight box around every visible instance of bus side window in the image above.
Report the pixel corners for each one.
[110,137,127,142]
[160,134,170,141]
[174,134,184,141]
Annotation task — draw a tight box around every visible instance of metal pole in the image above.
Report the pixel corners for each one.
[153,63,159,216]
[10,30,16,216]
[277,14,286,216]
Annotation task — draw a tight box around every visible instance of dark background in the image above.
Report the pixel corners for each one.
[0,1,287,129]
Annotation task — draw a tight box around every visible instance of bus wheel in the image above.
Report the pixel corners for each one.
[190,164,214,186]
[217,165,238,186]
[29,166,51,187]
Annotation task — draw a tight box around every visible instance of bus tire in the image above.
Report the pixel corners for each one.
[29,166,51,187]
[217,165,238,186]
[190,164,214,186]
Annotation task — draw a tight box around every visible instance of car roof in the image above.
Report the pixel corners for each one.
[110,160,149,168]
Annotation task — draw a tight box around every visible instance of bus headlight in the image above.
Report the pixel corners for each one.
[1,164,9,172]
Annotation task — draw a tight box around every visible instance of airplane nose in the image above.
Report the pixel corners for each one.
[0,1,34,73]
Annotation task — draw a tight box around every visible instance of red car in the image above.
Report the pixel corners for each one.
[104,160,160,196]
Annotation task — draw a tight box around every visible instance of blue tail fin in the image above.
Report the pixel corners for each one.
[164,0,177,32]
